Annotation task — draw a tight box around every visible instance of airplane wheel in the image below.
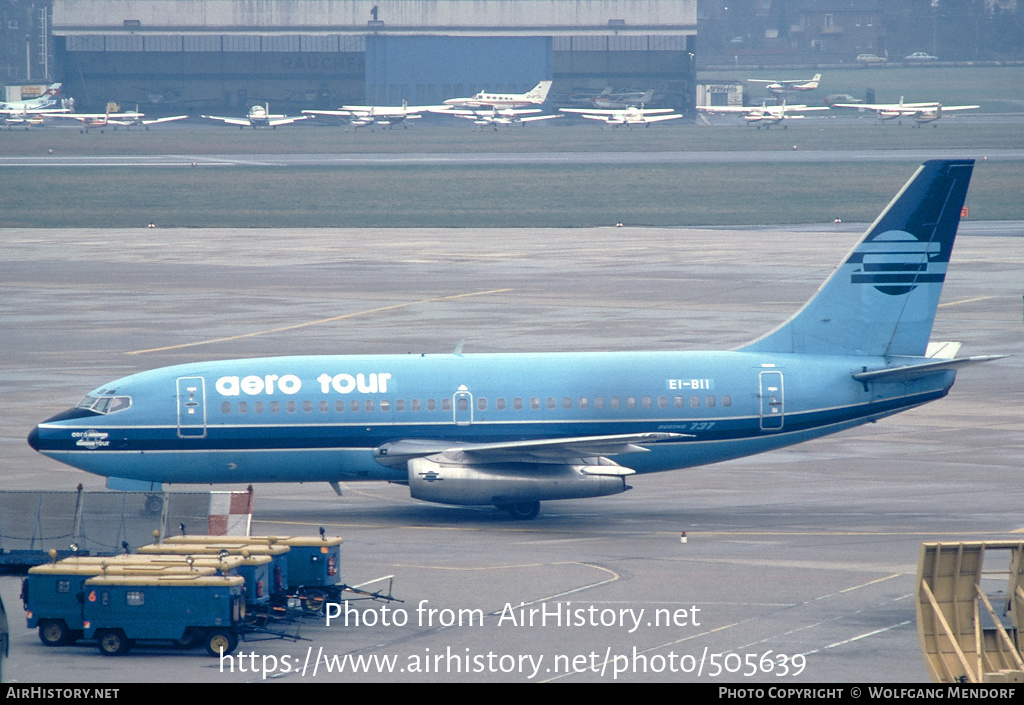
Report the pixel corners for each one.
[499,501,540,520]
[96,629,132,656]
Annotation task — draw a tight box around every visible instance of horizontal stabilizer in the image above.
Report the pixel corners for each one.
[852,355,1007,383]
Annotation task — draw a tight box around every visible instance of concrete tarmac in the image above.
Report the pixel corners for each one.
[1,222,1021,683]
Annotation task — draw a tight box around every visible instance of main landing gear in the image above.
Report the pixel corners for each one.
[496,501,540,520]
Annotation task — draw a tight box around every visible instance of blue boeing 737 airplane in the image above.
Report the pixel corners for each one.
[28,160,1000,519]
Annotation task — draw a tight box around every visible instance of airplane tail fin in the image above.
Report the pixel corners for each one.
[527,81,553,104]
[739,160,975,358]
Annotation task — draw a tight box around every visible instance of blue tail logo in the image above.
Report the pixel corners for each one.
[849,229,944,295]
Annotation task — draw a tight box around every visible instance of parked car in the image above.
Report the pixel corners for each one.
[856,53,886,63]
[905,52,938,61]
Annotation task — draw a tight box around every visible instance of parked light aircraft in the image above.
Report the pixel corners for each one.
[52,109,188,131]
[443,81,553,109]
[834,98,979,126]
[28,161,999,520]
[0,83,62,112]
[559,105,682,128]
[591,88,655,109]
[443,106,562,130]
[0,108,58,128]
[302,101,448,129]
[202,104,309,129]
[748,74,822,95]
[697,101,829,129]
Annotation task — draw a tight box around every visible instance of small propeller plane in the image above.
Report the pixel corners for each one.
[697,101,829,129]
[747,73,822,96]
[559,105,682,128]
[28,161,999,521]
[833,97,980,126]
[443,106,562,130]
[52,107,188,132]
[202,104,309,129]
[302,101,449,130]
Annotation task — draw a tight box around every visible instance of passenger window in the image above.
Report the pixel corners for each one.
[442,399,452,412]
[222,402,231,414]
[477,397,487,411]
[255,401,264,414]
[690,396,699,408]
[335,400,345,413]
[320,401,329,413]
[706,395,715,408]
[530,398,540,410]
[722,395,732,407]
[626,397,636,409]
[610,397,620,409]
[643,396,652,409]
[496,398,506,410]
[286,401,296,413]
[547,397,556,410]
[562,397,572,409]
[594,397,604,409]
[270,401,280,413]
[513,397,523,410]
[350,400,360,412]
[303,401,313,413]
[365,400,375,412]
[579,397,588,409]
[457,398,468,411]
[674,396,683,408]
[411,399,421,412]
[239,401,247,414]
[396,399,405,412]
[427,399,436,411]
[659,396,668,409]
[380,400,390,412]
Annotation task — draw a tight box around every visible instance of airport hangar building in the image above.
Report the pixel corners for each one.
[49,0,697,112]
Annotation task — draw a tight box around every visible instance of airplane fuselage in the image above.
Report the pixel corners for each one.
[30,349,952,486]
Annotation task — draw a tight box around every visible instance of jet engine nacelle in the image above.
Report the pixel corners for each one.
[407,457,632,506]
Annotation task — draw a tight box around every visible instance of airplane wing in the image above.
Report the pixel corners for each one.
[267,116,310,126]
[518,114,562,122]
[141,115,188,125]
[641,114,683,123]
[561,108,675,115]
[302,109,357,117]
[202,115,253,126]
[695,106,760,114]
[376,432,690,465]
[933,105,980,112]
[49,113,106,121]
[833,102,939,111]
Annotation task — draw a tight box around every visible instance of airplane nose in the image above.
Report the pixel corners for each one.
[28,425,40,451]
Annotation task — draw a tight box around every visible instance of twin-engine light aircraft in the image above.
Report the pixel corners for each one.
[202,104,309,129]
[443,81,553,109]
[29,161,1000,520]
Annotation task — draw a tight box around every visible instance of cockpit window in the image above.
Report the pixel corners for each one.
[76,394,132,415]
